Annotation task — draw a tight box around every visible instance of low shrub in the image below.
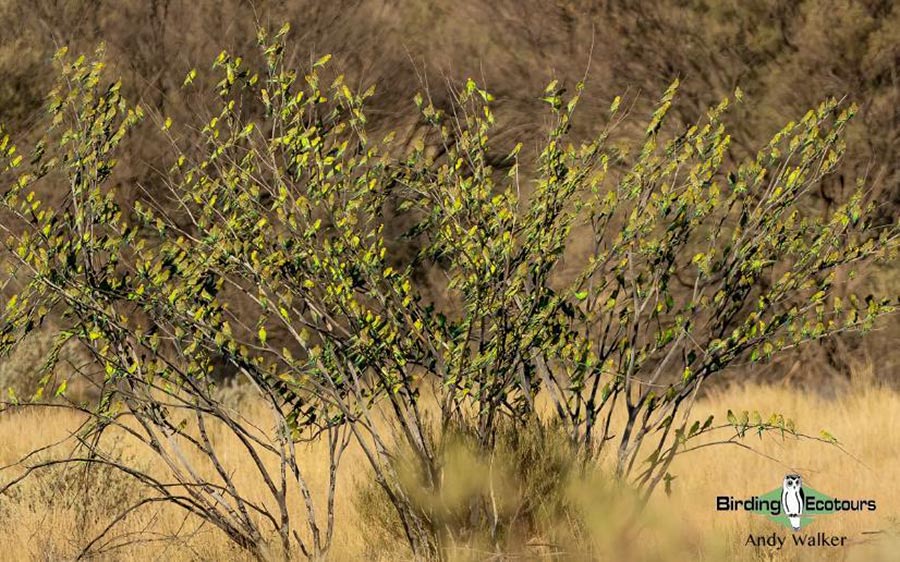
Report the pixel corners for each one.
[0,23,896,560]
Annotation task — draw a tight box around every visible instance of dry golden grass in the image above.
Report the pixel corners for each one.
[657,381,900,562]
[0,380,897,561]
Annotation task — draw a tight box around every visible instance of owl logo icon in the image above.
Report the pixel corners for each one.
[781,474,805,531]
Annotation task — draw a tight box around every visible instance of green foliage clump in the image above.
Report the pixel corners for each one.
[0,25,897,560]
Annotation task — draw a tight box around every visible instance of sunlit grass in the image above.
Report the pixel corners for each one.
[0,380,897,561]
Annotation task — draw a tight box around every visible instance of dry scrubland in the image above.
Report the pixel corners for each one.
[0,2,897,561]
[1,0,897,383]
[0,381,897,561]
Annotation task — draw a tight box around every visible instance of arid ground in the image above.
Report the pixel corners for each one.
[1,379,896,561]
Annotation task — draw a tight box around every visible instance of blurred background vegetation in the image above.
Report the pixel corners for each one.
[1,0,896,388]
